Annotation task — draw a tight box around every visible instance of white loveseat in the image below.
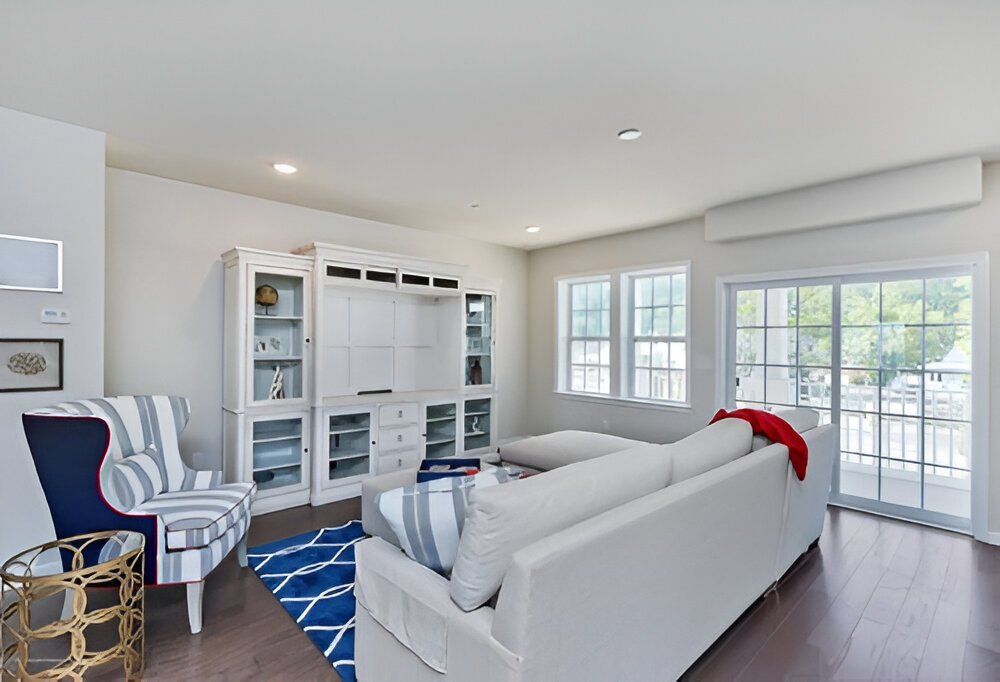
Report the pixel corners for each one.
[354,411,835,681]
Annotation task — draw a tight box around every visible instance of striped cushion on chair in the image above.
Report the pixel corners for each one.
[134,482,256,551]
[107,450,165,511]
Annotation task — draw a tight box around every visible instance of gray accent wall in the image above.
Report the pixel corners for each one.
[105,169,529,472]
[0,107,106,563]
[527,162,1000,537]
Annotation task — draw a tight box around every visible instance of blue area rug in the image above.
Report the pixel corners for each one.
[248,520,365,682]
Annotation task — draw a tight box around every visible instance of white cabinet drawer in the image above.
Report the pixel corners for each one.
[379,424,419,453]
[378,449,420,474]
[379,403,418,426]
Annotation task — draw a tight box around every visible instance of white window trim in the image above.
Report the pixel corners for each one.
[716,252,990,543]
[556,261,692,407]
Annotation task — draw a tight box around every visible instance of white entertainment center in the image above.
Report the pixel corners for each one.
[222,243,498,514]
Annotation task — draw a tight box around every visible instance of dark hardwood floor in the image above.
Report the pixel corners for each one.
[77,501,1000,680]
[684,506,1000,681]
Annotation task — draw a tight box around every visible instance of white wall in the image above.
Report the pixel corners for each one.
[527,162,1000,534]
[0,107,105,562]
[105,169,529,468]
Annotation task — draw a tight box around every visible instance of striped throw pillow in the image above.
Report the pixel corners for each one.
[106,450,165,511]
[377,467,519,575]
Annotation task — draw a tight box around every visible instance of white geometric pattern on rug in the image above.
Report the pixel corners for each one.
[248,520,365,681]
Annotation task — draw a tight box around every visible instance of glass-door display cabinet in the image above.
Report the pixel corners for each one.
[465,293,494,386]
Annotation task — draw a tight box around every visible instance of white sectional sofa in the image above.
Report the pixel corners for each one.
[354,411,835,681]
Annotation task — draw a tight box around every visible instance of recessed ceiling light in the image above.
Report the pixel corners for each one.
[617,128,642,141]
[272,163,298,174]
[525,226,541,233]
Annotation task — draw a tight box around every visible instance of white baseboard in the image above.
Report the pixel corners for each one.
[980,530,1000,546]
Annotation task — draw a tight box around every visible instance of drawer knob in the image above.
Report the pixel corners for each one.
[396,434,403,442]
[397,410,403,418]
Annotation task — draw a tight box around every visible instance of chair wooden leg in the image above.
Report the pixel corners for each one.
[186,581,204,634]
[237,533,248,568]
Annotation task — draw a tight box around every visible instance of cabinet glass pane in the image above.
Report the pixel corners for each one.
[252,418,303,474]
[464,397,491,450]
[425,402,457,458]
[329,455,370,480]
[253,271,305,401]
[254,465,301,490]
[466,294,493,386]
[329,412,371,461]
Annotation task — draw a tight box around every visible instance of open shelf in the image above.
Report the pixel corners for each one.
[329,454,370,481]
[254,465,302,491]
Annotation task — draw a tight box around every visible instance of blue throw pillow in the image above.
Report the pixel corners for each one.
[377,467,520,575]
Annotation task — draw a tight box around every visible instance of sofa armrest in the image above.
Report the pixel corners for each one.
[361,468,418,545]
[355,537,521,679]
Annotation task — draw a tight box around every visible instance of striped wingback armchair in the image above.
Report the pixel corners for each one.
[22,395,256,634]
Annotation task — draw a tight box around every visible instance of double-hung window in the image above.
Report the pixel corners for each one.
[557,264,689,406]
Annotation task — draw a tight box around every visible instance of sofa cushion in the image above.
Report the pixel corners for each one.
[499,430,649,471]
[378,467,518,575]
[134,482,255,550]
[668,419,754,484]
[449,443,672,611]
[106,450,165,511]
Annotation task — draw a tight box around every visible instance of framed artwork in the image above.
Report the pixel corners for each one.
[0,339,64,392]
[0,234,63,292]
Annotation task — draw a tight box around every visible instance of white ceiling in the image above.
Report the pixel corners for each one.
[2,1,999,250]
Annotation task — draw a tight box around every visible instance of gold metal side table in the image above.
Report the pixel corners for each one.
[1,530,144,681]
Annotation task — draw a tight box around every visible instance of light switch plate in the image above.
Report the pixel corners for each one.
[40,308,71,324]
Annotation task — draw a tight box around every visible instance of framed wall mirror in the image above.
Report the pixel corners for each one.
[0,234,63,292]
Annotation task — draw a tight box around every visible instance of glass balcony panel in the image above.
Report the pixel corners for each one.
[882,371,922,416]
[798,285,832,325]
[735,365,765,403]
[880,325,922,369]
[841,326,879,368]
[924,373,970,420]
[924,420,971,472]
[766,287,797,327]
[765,327,796,365]
[881,280,924,324]
[842,282,879,325]
[797,367,832,408]
[880,416,922,464]
[925,276,972,323]
[736,328,764,365]
[799,327,832,366]
[764,365,796,405]
[737,289,764,326]
[841,370,879,412]
[840,410,879,456]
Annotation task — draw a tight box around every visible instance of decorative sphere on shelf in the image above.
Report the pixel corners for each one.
[255,284,278,314]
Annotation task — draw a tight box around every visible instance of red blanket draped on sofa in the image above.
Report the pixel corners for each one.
[710,408,808,480]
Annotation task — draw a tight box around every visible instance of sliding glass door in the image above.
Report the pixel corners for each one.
[727,267,974,531]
